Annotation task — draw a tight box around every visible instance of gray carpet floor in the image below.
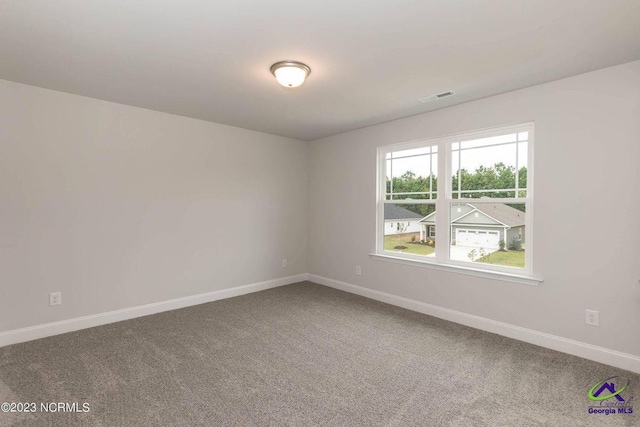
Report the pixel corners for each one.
[1,281,638,426]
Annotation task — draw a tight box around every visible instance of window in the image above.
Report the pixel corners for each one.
[377,123,534,278]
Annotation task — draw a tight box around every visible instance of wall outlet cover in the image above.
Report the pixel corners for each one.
[49,292,62,306]
[585,309,599,326]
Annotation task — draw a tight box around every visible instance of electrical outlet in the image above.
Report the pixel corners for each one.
[355,265,362,276]
[282,259,288,268]
[585,309,599,326]
[49,292,62,306]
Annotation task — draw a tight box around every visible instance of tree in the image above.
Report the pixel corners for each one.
[391,163,527,216]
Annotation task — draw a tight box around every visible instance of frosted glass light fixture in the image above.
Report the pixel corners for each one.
[270,61,311,88]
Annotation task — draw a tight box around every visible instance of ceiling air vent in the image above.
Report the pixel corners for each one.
[419,90,455,103]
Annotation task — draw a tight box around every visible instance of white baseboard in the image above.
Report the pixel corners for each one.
[0,273,308,348]
[308,274,640,374]
[4,272,639,375]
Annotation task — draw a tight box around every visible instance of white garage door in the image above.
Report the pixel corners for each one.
[456,229,500,249]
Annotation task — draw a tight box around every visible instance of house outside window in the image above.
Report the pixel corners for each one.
[377,123,534,278]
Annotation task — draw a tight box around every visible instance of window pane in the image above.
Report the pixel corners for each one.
[452,133,523,199]
[386,147,437,200]
[449,202,526,269]
[383,203,436,257]
[517,141,528,197]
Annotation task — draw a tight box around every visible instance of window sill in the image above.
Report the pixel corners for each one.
[369,253,543,286]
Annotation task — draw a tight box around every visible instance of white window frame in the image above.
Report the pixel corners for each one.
[373,122,542,286]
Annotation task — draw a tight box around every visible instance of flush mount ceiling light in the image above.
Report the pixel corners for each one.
[270,61,311,88]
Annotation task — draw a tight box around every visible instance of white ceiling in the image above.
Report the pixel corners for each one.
[2,1,640,141]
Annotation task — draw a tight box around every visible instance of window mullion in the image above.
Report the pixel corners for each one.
[377,149,387,253]
[389,153,393,200]
[435,139,448,263]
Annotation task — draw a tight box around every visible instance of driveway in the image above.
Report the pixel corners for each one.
[449,245,498,262]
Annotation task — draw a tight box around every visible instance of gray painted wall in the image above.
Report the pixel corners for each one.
[0,79,309,333]
[308,60,640,358]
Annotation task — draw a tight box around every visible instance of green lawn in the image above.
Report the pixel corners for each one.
[477,250,525,268]
[384,234,523,266]
[384,233,435,256]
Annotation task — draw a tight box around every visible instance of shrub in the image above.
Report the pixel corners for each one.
[469,247,488,262]
[498,239,506,251]
[508,237,522,251]
[411,235,416,242]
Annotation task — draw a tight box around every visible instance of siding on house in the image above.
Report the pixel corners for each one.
[384,204,423,235]
[454,210,499,225]
[385,220,422,235]
[507,226,525,245]
[420,203,526,247]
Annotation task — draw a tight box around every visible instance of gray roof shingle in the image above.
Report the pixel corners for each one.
[384,204,423,220]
